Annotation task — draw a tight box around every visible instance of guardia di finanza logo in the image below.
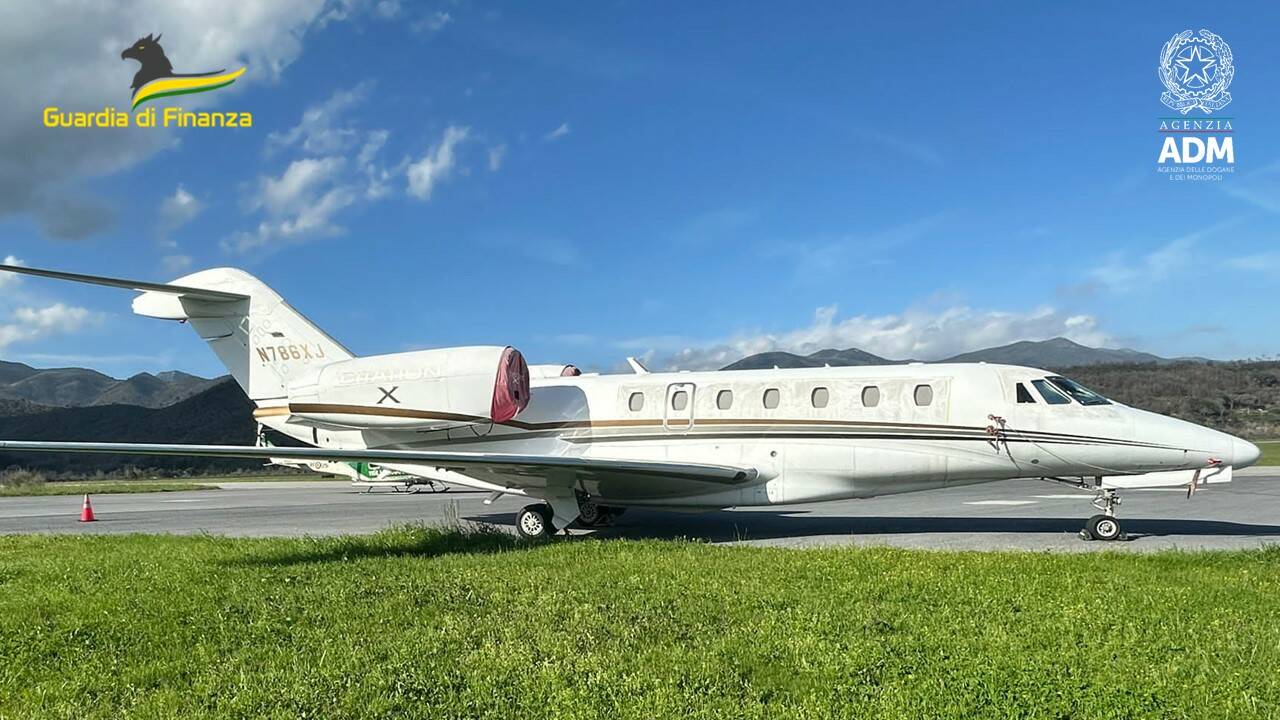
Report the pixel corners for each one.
[42,32,249,129]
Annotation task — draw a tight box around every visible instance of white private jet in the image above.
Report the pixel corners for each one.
[0,264,1261,541]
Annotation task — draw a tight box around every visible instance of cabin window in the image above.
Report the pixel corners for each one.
[861,386,880,407]
[1016,383,1036,403]
[913,384,933,406]
[628,392,645,412]
[811,387,830,409]
[762,388,780,409]
[716,389,733,410]
[671,390,689,411]
[1047,376,1112,406]
[1031,379,1070,405]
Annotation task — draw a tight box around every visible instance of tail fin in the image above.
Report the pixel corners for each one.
[132,268,352,402]
[0,263,352,403]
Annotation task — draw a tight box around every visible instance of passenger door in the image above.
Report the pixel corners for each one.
[664,383,696,432]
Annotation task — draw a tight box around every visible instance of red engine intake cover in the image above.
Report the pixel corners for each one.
[491,347,531,422]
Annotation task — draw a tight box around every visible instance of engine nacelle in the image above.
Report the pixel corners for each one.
[287,346,530,430]
[528,364,581,379]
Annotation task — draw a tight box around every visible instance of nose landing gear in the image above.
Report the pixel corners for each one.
[1080,488,1125,541]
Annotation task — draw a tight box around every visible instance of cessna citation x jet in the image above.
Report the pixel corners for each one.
[0,264,1262,541]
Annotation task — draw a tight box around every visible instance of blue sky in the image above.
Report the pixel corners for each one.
[1,1,1278,379]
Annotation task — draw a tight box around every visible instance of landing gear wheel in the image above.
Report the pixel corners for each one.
[1084,514,1123,541]
[577,500,609,528]
[516,503,554,539]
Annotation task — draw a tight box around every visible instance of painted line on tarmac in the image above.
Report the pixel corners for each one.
[964,500,1038,506]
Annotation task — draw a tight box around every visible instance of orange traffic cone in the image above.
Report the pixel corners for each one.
[79,494,96,522]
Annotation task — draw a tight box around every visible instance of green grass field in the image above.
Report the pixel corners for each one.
[1,526,1278,718]
[0,481,218,497]
[1259,440,1280,466]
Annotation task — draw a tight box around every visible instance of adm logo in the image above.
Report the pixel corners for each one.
[121,33,245,111]
[1155,29,1235,177]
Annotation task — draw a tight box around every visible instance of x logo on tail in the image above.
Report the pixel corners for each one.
[377,386,400,405]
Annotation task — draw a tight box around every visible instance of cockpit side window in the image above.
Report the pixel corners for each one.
[1015,383,1036,404]
[1031,379,1071,405]
[1047,376,1111,406]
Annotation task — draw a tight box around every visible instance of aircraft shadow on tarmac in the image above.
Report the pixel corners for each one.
[468,510,1280,543]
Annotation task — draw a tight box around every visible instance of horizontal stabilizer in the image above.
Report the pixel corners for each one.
[0,264,247,302]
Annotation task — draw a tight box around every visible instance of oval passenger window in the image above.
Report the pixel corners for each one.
[914,384,933,406]
[763,388,780,409]
[628,392,644,412]
[716,389,733,410]
[861,386,880,407]
[811,387,829,408]
[671,390,689,411]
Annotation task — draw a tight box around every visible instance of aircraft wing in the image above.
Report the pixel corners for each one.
[0,441,757,491]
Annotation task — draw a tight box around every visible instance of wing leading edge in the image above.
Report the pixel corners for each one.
[0,441,757,489]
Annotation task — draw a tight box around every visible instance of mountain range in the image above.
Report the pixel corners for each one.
[0,361,222,409]
[722,337,1193,371]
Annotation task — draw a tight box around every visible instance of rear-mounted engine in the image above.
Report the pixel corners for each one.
[285,346,530,430]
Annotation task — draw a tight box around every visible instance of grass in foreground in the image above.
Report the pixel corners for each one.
[1259,440,1280,466]
[0,481,218,497]
[1,526,1278,719]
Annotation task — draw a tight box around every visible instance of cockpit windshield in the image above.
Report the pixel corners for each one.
[1030,379,1070,405]
[1046,376,1111,406]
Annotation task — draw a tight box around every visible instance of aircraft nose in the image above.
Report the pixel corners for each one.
[1232,436,1261,469]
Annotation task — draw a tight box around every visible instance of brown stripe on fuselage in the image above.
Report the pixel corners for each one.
[251,404,1178,451]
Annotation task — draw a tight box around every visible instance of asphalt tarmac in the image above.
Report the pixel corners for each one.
[1,469,1277,551]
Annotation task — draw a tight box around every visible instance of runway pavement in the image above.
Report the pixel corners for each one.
[1,469,1278,551]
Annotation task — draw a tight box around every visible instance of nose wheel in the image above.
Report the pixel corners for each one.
[1080,488,1126,541]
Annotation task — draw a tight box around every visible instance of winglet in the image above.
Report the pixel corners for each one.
[0,264,248,302]
[626,357,650,375]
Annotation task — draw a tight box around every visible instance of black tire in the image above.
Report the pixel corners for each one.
[1085,514,1122,541]
[577,500,606,527]
[516,504,553,539]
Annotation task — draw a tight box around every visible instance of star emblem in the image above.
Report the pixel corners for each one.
[1175,44,1216,88]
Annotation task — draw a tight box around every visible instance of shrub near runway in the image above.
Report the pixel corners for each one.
[0,527,1277,719]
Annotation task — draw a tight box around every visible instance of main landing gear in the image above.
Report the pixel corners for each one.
[576,497,625,528]
[516,503,554,539]
[514,494,627,539]
[1080,487,1125,542]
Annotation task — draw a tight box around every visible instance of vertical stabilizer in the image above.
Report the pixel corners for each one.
[132,268,353,402]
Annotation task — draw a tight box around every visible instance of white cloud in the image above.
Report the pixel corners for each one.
[0,1,360,239]
[225,157,355,253]
[1224,251,1280,273]
[0,255,23,290]
[161,254,193,273]
[374,0,401,19]
[156,184,203,248]
[1087,219,1239,293]
[406,126,470,201]
[544,123,571,142]
[412,11,452,33]
[259,157,346,216]
[267,82,372,155]
[0,303,97,353]
[488,143,507,172]
[638,304,1111,371]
